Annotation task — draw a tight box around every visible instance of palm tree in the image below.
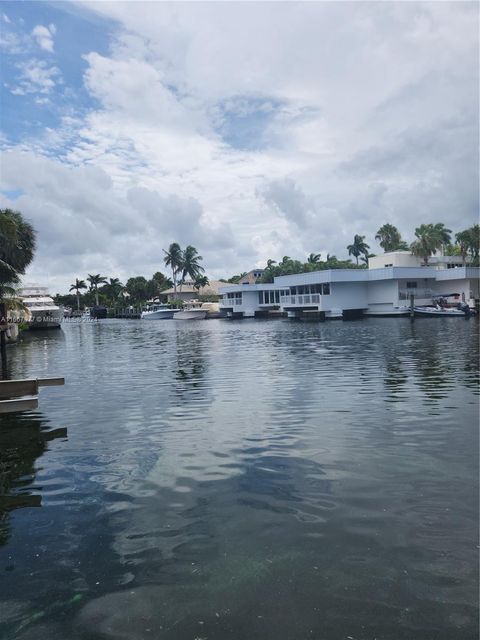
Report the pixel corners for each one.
[347,235,370,265]
[307,252,321,264]
[163,242,183,295]
[410,223,450,265]
[266,259,277,268]
[455,230,470,266]
[360,252,376,266]
[0,208,36,297]
[105,278,124,304]
[181,245,205,284]
[469,224,480,262]
[432,223,452,254]
[87,274,108,306]
[193,275,209,293]
[69,278,87,310]
[375,224,408,252]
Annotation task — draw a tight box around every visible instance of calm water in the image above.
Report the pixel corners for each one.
[0,318,478,640]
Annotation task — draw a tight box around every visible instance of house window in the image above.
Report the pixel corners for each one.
[322,283,330,295]
[258,291,264,304]
[384,263,393,267]
[406,282,417,289]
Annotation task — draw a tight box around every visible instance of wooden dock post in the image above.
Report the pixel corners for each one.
[410,294,415,319]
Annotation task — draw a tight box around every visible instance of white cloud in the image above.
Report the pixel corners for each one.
[31,23,56,53]
[0,2,478,290]
[9,58,61,94]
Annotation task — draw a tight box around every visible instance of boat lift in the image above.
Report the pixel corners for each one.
[0,377,65,413]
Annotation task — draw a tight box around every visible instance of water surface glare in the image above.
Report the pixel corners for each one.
[0,318,478,639]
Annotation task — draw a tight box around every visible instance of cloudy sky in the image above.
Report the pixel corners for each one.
[0,1,478,293]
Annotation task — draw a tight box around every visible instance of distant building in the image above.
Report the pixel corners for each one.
[162,280,226,303]
[237,269,265,284]
[219,252,479,318]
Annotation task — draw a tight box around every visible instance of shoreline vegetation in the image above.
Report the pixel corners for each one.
[0,209,478,316]
[54,223,479,312]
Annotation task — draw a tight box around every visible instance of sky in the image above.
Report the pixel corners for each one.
[0,1,478,293]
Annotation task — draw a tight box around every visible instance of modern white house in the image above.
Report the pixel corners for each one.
[219,252,479,319]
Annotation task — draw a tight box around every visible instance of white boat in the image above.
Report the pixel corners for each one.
[141,304,179,320]
[19,285,63,329]
[173,301,207,320]
[364,306,411,317]
[174,308,207,320]
[414,303,472,318]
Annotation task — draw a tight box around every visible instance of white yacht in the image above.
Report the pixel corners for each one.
[19,285,63,329]
[174,300,208,320]
[141,304,180,320]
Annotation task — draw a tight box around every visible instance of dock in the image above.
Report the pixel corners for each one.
[0,377,65,413]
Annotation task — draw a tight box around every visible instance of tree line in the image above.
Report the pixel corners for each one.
[1,208,478,310]
[59,242,209,309]
[348,222,479,266]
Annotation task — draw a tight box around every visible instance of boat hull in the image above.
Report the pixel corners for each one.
[28,307,64,329]
[365,307,411,317]
[174,310,207,320]
[414,306,469,318]
[141,310,177,320]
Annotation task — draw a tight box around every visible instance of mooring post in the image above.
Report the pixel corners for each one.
[410,293,415,319]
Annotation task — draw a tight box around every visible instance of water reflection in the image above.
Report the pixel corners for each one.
[0,412,67,546]
[1,319,478,640]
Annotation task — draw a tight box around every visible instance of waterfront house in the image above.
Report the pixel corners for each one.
[162,280,225,303]
[219,252,479,319]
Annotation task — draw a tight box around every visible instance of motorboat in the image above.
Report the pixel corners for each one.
[141,304,179,320]
[364,306,411,317]
[174,301,207,320]
[414,302,472,318]
[19,285,63,329]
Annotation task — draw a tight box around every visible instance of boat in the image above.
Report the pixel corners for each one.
[414,302,472,318]
[174,301,207,320]
[141,304,179,320]
[364,306,411,317]
[19,285,63,329]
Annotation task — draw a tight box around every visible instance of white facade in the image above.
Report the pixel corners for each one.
[369,251,466,270]
[219,257,479,319]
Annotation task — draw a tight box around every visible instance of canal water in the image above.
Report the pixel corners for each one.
[0,318,478,640]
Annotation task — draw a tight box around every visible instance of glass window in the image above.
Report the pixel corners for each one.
[322,283,330,295]
[275,291,280,303]
[406,282,417,289]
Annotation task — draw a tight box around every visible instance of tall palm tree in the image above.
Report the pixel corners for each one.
[181,245,205,284]
[347,235,370,265]
[87,274,108,306]
[455,230,470,266]
[432,223,452,254]
[105,278,124,304]
[0,208,36,297]
[375,224,408,252]
[410,223,450,265]
[163,242,183,295]
[468,224,480,262]
[69,278,87,310]
[307,252,322,264]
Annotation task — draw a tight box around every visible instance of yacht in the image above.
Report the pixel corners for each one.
[174,300,208,321]
[141,304,180,320]
[19,285,64,329]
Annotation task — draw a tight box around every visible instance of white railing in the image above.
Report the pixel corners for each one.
[280,294,321,306]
